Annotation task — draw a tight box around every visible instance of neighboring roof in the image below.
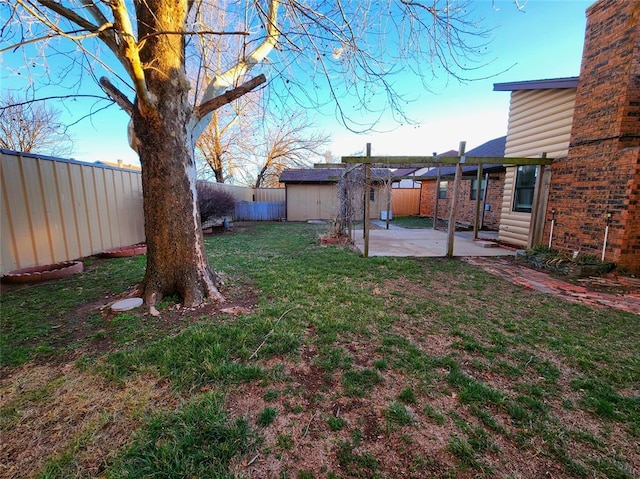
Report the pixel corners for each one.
[493,76,579,92]
[466,136,506,158]
[436,149,459,157]
[95,160,142,171]
[393,168,418,176]
[418,136,506,179]
[279,168,393,183]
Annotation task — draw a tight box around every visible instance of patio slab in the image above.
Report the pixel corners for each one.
[352,225,515,258]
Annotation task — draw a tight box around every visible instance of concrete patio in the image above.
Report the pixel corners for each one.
[352,223,515,257]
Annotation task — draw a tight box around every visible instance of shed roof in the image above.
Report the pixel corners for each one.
[493,76,579,91]
[279,167,393,184]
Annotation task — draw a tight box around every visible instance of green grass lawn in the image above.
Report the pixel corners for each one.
[389,216,434,229]
[1,222,638,478]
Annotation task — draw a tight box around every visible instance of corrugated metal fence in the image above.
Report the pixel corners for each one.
[1,150,145,275]
[1,150,286,275]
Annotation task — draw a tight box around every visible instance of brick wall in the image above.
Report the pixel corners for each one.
[419,181,437,217]
[543,0,640,273]
[419,171,505,230]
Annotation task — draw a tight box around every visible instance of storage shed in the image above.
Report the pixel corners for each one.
[279,167,392,222]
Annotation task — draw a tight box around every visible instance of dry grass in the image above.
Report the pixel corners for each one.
[1,362,179,478]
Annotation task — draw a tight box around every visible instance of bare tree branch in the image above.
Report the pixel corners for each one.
[192,0,280,139]
[108,0,152,112]
[99,77,134,115]
[196,74,266,118]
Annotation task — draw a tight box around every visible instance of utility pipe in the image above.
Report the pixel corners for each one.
[602,212,611,261]
[548,208,556,249]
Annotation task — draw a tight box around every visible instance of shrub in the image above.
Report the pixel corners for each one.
[196,181,236,222]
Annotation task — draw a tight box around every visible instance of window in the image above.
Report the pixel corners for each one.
[470,178,486,201]
[369,187,375,201]
[438,181,448,199]
[513,165,537,213]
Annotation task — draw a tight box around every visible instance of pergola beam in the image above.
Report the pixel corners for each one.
[341,156,553,166]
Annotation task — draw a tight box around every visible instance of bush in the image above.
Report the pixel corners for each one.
[196,181,236,223]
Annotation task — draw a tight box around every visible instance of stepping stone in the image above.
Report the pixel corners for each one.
[111,297,143,312]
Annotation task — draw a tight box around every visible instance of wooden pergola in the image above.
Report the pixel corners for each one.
[341,142,553,258]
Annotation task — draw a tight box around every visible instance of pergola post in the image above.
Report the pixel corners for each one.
[527,152,547,248]
[473,163,484,239]
[363,143,371,258]
[447,141,466,257]
[434,167,441,230]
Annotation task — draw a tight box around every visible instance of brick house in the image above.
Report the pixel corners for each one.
[494,0,639,273]
[418,136,506,231]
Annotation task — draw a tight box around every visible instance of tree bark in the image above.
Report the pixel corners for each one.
[132,0,223,308]
[133,102,223,308]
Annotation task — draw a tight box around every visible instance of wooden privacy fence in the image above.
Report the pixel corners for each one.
[391,188,421,216]
[235,201,286,221]
[1,150,287,275]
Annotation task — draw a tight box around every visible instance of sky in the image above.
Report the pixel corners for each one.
[1,0,593,168]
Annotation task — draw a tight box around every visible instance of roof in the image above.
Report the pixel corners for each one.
[436,149,459,157]
[493,76,579,92]
[418,136,507,179]
[466,136,506,157]
[393,168,418,176]
[279,167,393,184]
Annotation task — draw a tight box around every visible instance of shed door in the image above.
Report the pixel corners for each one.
[286,185,337,221]
[316,185,337,220]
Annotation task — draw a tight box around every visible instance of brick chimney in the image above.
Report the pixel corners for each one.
[546,0,640,273]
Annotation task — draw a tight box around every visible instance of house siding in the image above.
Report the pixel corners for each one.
[498,88,576,246]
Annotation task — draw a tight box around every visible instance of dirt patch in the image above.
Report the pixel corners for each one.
[3,267,261,367]
[227,361,463,479]
[0,362,180,479]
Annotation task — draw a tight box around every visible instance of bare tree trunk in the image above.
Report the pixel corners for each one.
[213,157,225,183]
[133,95,223,307]
[131,0,223,308]
[254,160,269,189]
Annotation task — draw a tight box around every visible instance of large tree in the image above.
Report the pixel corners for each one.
[4,0,489,309]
